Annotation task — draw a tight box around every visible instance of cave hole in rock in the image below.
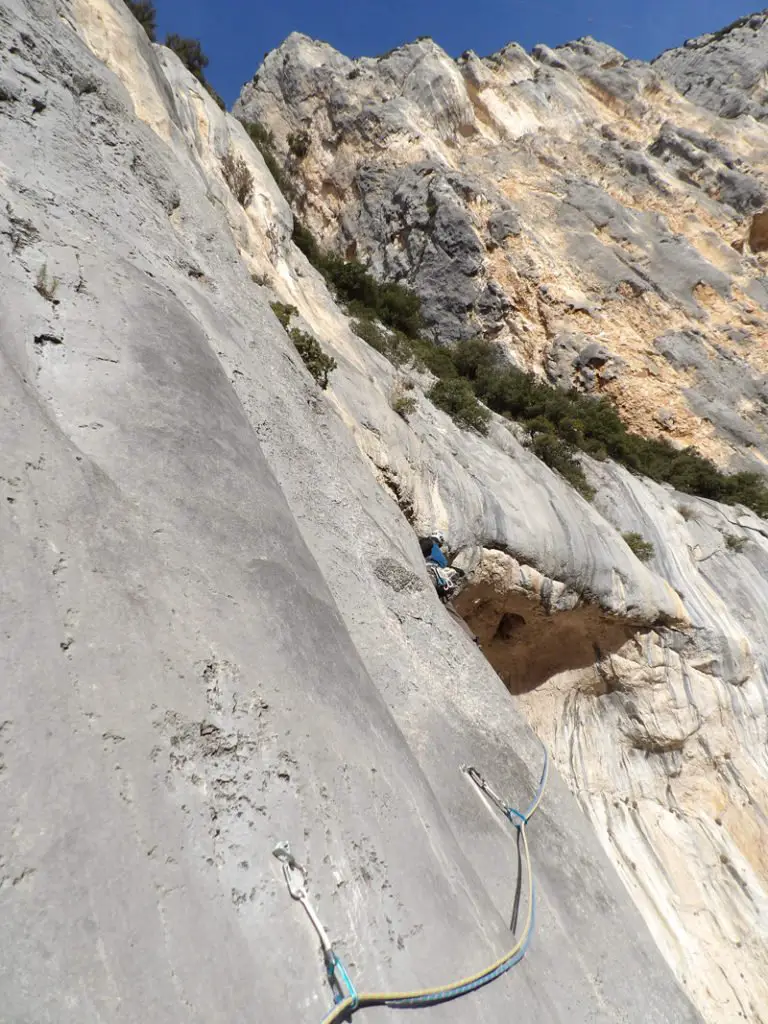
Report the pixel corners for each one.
[453,578,638,694]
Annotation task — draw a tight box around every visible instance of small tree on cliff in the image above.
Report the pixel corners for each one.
[165,34,209,79]
[125,0,157,41]
[164,34,225,109]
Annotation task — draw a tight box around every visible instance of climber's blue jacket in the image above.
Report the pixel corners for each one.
[429,541,447,568]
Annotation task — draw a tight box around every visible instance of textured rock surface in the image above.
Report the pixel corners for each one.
[510,465,768,1024]
[236,30,768,472]
[654,11,768,122]
[1,3,767,1024]
[0,2,705,1024]
[236,23,768,1024]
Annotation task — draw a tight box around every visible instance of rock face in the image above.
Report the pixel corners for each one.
[0,2,705,1024]
[234,22,768,1024]
[0,4,763,1024]
[654,11,768,122]
[236,30,768,473]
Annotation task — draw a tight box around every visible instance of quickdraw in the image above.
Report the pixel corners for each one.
[274,744,549,1023]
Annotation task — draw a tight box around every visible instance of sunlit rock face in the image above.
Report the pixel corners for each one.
[237,30,768,473]
[654,11,768,123]
[235,24,768,1023]
[0,1,764,1022]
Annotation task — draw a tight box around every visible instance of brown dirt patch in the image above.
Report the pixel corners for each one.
[454,580,636,694]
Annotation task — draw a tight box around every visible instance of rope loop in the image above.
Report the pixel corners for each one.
[277,742,549,1024]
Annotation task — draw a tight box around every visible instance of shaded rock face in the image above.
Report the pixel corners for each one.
[452,551,639,692]
[236,30,768,474]
[347,161,515,341]
[751,209,768,251]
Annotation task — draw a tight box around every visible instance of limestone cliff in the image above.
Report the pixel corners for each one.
[654,11,768,123]
[0,3,762,1024]
[236,30,768,473]
[0,2,705,1023]
[234,24,768,1024]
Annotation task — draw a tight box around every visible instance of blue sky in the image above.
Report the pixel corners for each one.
[153,0,755,107]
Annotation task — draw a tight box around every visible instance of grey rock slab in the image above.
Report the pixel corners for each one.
[0,2,703,1023]
[654,12,768,122]
[746,275,768,309]
[232,17,768,1019]
[342,160,506,340]
[648,121,768,216]
[562,180,732,312]
[654,329,768,448]
[487,207,522,244]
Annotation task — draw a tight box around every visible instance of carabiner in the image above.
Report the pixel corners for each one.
[464,765,508,816]
[272,841,307,901]
[466,765,488,791]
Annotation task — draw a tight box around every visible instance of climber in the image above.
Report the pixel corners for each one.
[418,531,456,598]
[419,531,448,569]
[418,531,479,645]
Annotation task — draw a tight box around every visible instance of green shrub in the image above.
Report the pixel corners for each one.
[622,532,655,562]
[244,119,273,151]
[677,504,697,521]
[530,432,595,500]
[351,317,390,355]
[292,218,322,262]
[386,331,417,367]
[165,34,208,77]
[35,264,58,302]
[270,301,297,330]
[428,378,490,435]
[125,0,156,40]
[221,149,253,207]
[391,385,417,421]
[709,14,755,45]
[377,46,400,60]
[269,301,336,386]
[240,120,295,201]
[376,281,424,337]
[289,328,337,389]
[452,337,500,380]
[164,34,224,109]
[724,533,746,553]
[408,336,458,379]
[203,81,226,110]
[351,318,413,365]
[291,221,424,337]
[450,337,768,518]
[321,251,381,309]
[720,472,768,517]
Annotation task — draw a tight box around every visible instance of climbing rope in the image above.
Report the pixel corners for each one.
[274,744,549,1023]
